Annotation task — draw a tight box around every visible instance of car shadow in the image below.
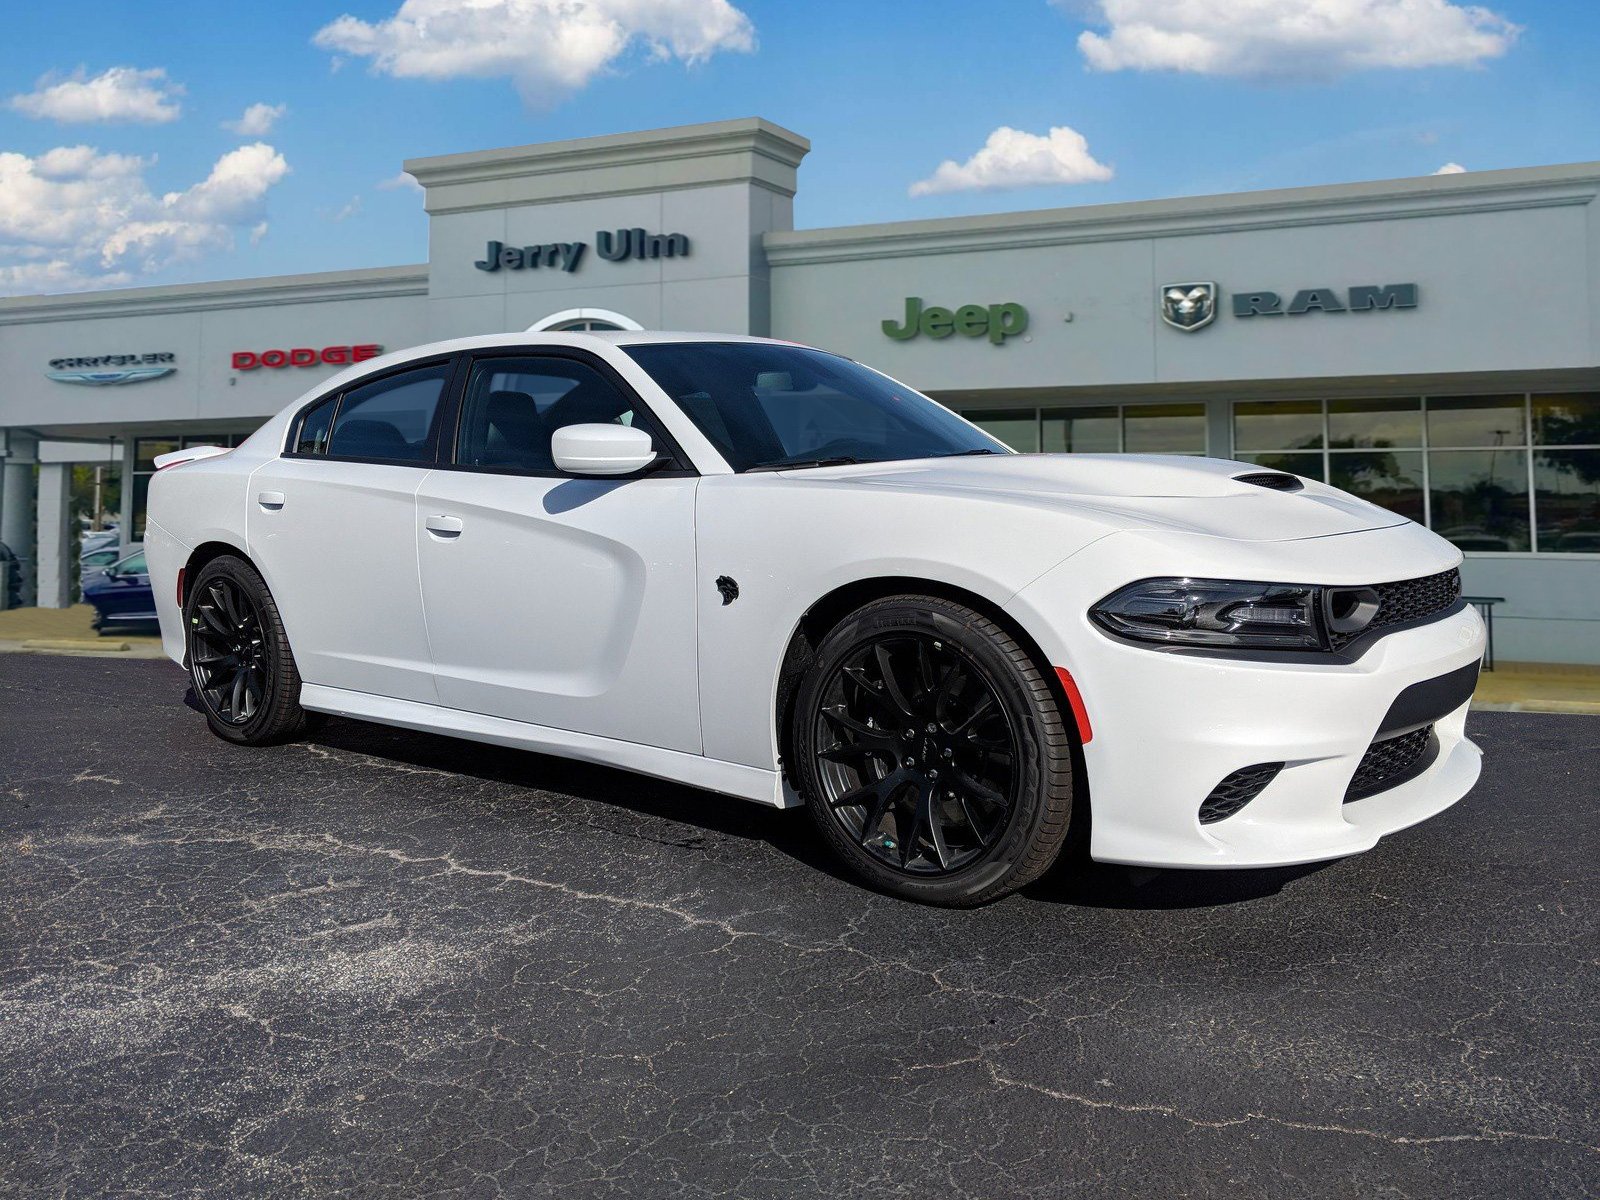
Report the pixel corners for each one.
[182,690,1338,912]
[299,710,848,880]
[1025,856,1335,910]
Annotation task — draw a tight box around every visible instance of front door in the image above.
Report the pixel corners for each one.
[247,358,454,704]
[415,351,701,753]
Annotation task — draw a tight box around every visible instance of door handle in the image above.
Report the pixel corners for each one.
[424,514,464,538]
[257,491,286,510]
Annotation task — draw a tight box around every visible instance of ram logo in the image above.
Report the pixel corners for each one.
[1160,282,1218,332]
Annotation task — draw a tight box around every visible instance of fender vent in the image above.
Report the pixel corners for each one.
[1199,762,1284,825]
[1235,471,1305,492]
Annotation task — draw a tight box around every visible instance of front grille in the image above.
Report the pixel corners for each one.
[1344,725,1436,802]
[1327,568,1462,651]
[1199,761,1283,824]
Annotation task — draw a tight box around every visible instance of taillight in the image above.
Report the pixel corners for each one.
[176,567,186,608]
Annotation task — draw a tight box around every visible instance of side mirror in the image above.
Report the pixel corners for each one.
[551,423,657,477]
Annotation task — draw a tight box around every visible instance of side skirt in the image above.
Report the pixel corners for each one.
[298,683,793,808]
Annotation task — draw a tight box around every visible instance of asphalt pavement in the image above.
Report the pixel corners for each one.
[1,653,1595,1198]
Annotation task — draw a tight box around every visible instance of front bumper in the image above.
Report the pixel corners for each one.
[1007,525,1486,870]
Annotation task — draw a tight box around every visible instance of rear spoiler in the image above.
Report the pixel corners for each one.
[153,445,232,471]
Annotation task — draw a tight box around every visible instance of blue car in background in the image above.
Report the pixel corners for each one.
[83,547,157,632]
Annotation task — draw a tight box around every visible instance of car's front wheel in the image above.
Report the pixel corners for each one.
[793,595,1076,907]
[185,555,315,745]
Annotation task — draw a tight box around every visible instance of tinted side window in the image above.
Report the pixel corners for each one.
[456,356,668,473]
[327,364,451,463]
[295,396,336,455]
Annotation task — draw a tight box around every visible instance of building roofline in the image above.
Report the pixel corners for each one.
[765,160,1600,266]
[405,117,811,213]
[0,264,430,325]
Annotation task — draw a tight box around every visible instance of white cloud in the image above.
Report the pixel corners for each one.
[377,170,423,193]
[313,0,756,105]
[223,101,286,136]
[0,142,289,295]
[910,125,1113,197]
[331,195,363,222]
[1434,161,1468,174]
[9,66,183,124]
[1071,0,1520,80]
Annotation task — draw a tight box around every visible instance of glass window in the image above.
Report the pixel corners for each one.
[1235,451,1326,482]
[327,364,450,463]
[1535,449,1600,553]
[1042,407,1118,453]
[455,356,670,473]
[624,342,1005,470]
[1429,449,1531,551]
[973,410,1039,453]
[295,397,336,455]
[1124,403,1205,454]
[134,438,178,472]
[114,550,147,575]
[1328,398,1422,449]
[130,474,151,541]
[1234,400,1322,452]
[1330,449,1425,524]
[1426,395,1526,448]
[1532,393,1600,447]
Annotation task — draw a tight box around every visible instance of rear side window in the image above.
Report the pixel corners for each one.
[295,397,335,455]
[325,363,451,463]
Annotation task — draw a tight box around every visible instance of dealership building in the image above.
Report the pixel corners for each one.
[1,117,1596,663]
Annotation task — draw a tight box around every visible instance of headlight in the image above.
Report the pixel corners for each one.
[1091,578,1338,650]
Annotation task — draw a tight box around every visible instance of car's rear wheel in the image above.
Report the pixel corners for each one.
[793,595,1075,907]
[186,555,315,745]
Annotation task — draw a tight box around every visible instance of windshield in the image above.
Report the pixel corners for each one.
[622,342,1008,471]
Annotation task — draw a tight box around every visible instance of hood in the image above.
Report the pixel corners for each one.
[790,454,1410,543]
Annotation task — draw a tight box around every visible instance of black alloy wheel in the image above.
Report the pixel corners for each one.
[794,595,1075,907]
[813,634,1017,875]
[190,575,269,725]
[186,555,316,745]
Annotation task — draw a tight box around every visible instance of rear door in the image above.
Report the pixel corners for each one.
[247,356,458,704]
[414,349,702,752]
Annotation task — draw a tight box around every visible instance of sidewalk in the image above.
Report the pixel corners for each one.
[1,605,1597,714]
[0,604,166,659]
[1472,661,1600,716]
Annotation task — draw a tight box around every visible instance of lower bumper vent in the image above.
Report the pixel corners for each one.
[1199,762,1283,825]
[1344,725,1439,803]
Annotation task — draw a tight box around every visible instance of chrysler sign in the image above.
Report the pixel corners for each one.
[47,352,176,386]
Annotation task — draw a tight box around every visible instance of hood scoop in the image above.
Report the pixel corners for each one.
[1233,471,1305,493]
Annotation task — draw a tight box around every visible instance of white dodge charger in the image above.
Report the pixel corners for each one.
[146,332,1485,905]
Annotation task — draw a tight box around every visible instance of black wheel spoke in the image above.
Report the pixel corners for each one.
[821,706,898,752]
[950,692,994,735]
[932,663,969,727]
[922,783,952,870]
[873,643,918,720]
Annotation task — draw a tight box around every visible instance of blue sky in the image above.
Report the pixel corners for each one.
[1,0,1596,295]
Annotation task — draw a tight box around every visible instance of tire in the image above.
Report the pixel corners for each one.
[185,555,315,745]
[792,595,1075,907]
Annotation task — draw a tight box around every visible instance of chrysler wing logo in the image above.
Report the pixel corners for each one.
[1160,282,1218,332]
[46,365,176,386]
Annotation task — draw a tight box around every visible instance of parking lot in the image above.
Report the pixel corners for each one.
[2,653,1595,1198]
